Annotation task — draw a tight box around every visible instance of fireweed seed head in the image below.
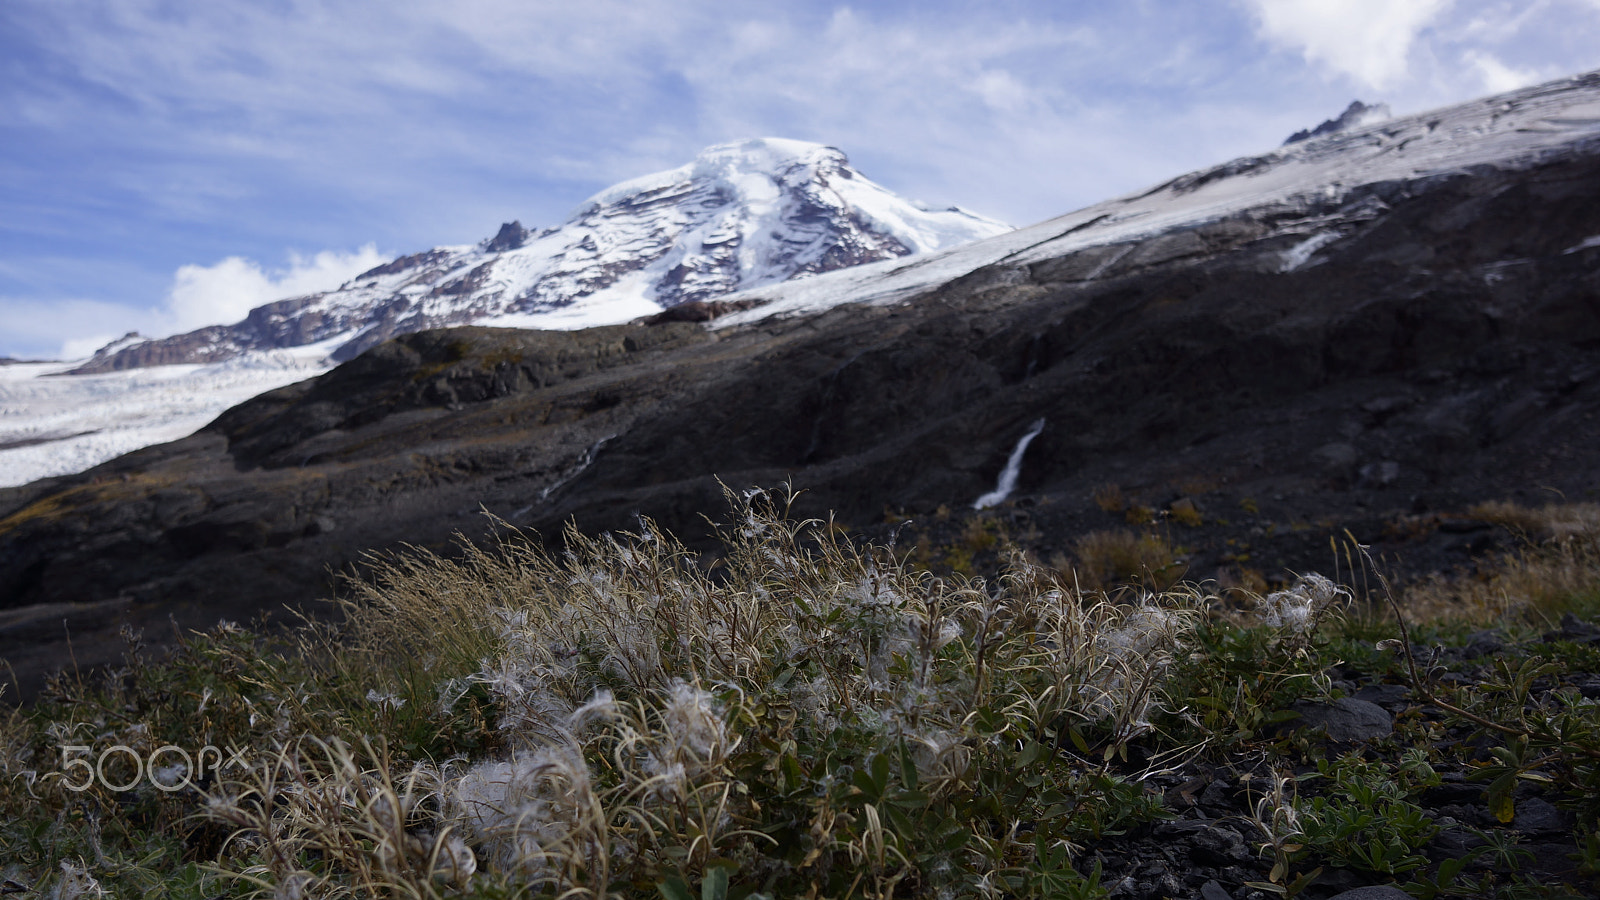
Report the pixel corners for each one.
[1257,573,1349,632]
[52,860,106,900]
[659,680,728,761]
[366,689,406,711]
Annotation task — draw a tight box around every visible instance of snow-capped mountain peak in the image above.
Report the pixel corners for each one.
[69,138,1010,374]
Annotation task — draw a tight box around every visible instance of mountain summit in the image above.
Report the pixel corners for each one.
[70,138,1008,374]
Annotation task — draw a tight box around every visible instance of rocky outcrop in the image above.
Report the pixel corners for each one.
[484,220,531,253]
[64,326,244,372]
[1285,100,1391,144]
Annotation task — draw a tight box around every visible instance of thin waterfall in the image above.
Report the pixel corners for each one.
[973,418,1046,510]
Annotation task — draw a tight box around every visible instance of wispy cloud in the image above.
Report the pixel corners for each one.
[0,297,146,360]
[1463,49,1543,93]
[1240,0,1600,97]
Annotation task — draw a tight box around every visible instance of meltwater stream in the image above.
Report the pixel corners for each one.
[973,418,1046,510]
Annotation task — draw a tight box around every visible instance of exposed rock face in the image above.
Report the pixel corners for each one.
[484,221,530,253]
[5,136,1600,696]
[66,325,242,371]
[1284,100,1391,144]
[65,139,1008,374]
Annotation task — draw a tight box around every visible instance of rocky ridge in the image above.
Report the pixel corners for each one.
[1285,100,1391,144]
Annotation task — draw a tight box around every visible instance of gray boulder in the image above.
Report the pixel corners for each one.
[1289,698,1393,741]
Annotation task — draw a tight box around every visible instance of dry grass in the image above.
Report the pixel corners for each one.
[1064,529,1183,591]
[1168,498,1203,528]
[0,474,172,538]
[1401,501,1600,626]
[184,487,1209,897]
[1467,499,1600,541]
[1091,484,1125,513]
[22,491,1600,897]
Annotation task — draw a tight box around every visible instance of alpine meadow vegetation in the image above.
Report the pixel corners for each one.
[3,488,1600,899]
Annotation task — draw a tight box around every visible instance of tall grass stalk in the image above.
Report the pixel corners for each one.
[190,487,1206,897]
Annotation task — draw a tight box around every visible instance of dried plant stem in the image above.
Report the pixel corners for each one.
[1352,532,1600,760]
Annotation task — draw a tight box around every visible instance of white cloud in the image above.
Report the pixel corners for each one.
[0,243,387,359]
[1246,0,1454,89]
[1463,49,1541,92]
[0,297,148,360]
[59,332,123,360]
[668,8,1105,219]
[974,70,1033,115]
[163,244,386,332]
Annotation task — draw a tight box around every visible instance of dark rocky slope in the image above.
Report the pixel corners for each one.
[3,148,1600,697]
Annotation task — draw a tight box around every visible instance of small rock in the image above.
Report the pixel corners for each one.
[1201,881,1233,900]
[1361,395,1410,415]
[1422,781,1485,806]
[1513,797,1571,836]
[1188,824,1251,866]
[1523,841,1582,877]
[1313,442,1359,471]
[1547,612,1600,644]
[1170,496,1202,521]
[1199,777,1234,812]
[1316,869,1371,894]
[1357,460,1400,487]
[1353,683,1410,708]
[1167,775,1209,808]
[1324,887,1414,900]
[1428,826,1486,859]
[1462,629,1505,658]
[1289,697,1393,741]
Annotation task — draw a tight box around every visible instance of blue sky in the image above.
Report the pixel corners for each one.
[4,0,1600,359]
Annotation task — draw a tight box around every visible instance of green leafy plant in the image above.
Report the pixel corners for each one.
[1021,844,1107,900]
[1285,754,1438,877]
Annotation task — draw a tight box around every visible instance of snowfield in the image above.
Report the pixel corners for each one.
[0,338,343,487]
